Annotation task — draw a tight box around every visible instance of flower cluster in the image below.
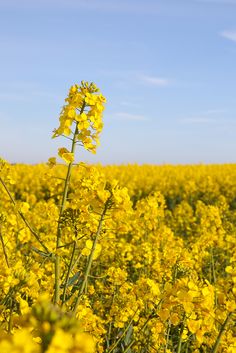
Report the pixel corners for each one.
[53,81,106,161]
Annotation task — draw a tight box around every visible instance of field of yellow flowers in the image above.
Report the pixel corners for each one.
[0,82,236,353]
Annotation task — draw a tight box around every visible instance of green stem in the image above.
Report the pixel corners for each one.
[0,226,9,268]
[106,310,137,353]
[106,290,117,350]
[120,302,162,353]
[164,320,171,353]
[122,314,153,353]
[211,248,218,308]
[177,337,183,353]
[177,317,185,353]
[73,200,109,313]
[211,248,216,283]
[211,312,232,353]
[61,240,76,306]
[185,341,189,353]
[54,102,86,305]
[8,301,13,334]
[0,177,49,254]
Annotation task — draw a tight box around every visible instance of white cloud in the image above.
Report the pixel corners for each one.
[0,82,58,102]
[120,101,139,108]
[138,74,171,87]
[0,93,26,102]
[180,108,227,124]
[0,90,57,102]
[111,112,149,121]
[202,109,226,115]
[220,30,236,42]
[180,117,236,125]
[98,71,172,88]
[180,117,219,124]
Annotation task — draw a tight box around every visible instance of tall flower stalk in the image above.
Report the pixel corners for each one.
[53,81,106,304]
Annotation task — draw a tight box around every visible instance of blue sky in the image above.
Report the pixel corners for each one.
[0,0,236,164]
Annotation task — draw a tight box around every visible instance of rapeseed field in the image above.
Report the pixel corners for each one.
[0,82,235,352]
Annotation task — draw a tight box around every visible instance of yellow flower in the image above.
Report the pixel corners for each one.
[46,329,73,353]
[53,81,106,155]
[74,332,96,353]
[187,319,202,334]
[81,240,101,260]
[47,157,57,168]
[58,147,74,164]
[19,202,30,214]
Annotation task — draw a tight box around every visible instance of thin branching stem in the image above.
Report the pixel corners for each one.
[164,320,171,353]
[73,199,110,313]
[211,247,218,308]
[0,177,50,254]
[106,289,117,350]
[106,311,137,353]
[177,316,186,353]
[211,312,233,353]
[0,227,9,268]
[122,313,154,353]
[54,101,86,304]
[8,302,13,334]
[120,301,162,353]
[61,240,77,306]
